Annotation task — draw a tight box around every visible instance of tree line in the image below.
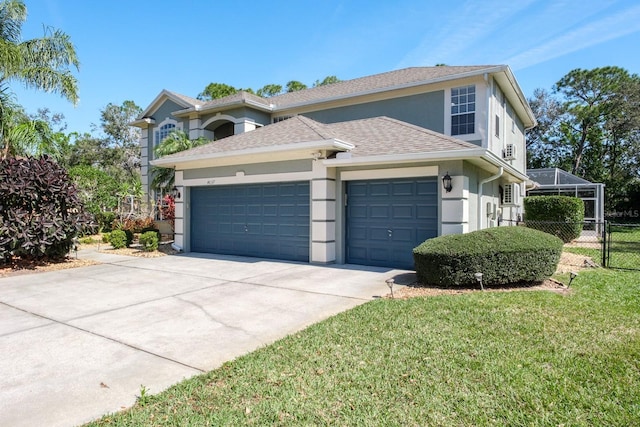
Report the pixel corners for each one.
[527,66,640,213]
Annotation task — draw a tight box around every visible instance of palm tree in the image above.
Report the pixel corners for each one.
[151,130,208,192]
[0,0,79,159]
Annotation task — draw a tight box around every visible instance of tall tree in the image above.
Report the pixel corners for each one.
[526,88,568,169]
[256,83,282,97]
[529,66,640,210]
[285,80,307,93]
[0,0,79,158]
[96,100,142,180]
[313,75,341,87]
[197,82,238,101]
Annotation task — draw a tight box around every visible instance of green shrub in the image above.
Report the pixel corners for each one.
[413,227,563,287]
[0,155,96,262]
[109,229,128,249]
[524,196,585,242]
[79,236,96,245]
[139,231,159,252]
[95,211,116,232]
[140,226,161,242]
[102,232,111,243]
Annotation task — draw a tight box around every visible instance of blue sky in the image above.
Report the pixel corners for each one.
[12,0,640,135]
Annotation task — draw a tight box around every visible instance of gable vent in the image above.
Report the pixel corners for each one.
[503,144,516,160]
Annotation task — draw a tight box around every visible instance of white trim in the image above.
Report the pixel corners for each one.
[182,171,313,187]
[201,114,240,129]
[152,139,354,168]
[340,166,438,181]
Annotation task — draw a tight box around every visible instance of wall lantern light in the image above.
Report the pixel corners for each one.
[171,186,181,199]
[442,172,453,193]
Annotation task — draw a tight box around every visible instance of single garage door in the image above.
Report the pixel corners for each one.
[346,178,438,269]
[190,182,309,262]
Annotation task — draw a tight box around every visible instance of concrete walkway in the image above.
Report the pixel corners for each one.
[0,247,412,427]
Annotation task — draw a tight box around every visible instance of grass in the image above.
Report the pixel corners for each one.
[564,225,640,270]
[88,267,640,426]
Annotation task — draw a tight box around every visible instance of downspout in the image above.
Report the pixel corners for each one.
[477,167,503,230]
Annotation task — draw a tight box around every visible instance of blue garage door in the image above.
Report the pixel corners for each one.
[346,178,438,269]
[190,182,309,262]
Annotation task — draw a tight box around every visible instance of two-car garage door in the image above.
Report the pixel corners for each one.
[189,177,438,269]
[190,182,309,262]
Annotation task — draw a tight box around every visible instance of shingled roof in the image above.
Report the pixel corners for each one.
[266,66,499,108]
[171,65,503,115]
[156,115,478,164]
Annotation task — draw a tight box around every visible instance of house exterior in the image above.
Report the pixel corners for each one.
[131,65,536,269]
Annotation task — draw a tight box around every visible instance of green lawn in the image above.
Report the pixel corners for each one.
[88,268,640,426]
[565,225,640,270]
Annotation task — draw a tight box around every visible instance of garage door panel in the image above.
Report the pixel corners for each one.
[191,183,309,262]
[346,178,438,269]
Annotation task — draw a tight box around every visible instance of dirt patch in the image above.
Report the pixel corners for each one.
[98,242,178,258]
[388,251,598,299]
[0,257,99,278]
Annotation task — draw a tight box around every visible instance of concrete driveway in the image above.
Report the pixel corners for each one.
[0,248,411,427]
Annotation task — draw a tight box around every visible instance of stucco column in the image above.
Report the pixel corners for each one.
[139,125,150,205]
[441,174,469,235]
[173,170,185,250]
[310,160,336,263]
[189,115,202,139]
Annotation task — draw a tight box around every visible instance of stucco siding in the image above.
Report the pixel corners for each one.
[183,159,313,180]
[301,90,445,133]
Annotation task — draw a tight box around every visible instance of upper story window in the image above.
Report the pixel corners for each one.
[153,118,182,146]
[451,85,475,135]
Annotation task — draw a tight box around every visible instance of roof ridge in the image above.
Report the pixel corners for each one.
[296,116,334,140]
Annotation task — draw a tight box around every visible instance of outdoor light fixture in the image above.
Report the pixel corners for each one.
[474,272,484,291]
[386,278,395,299]
[442,172,452,193]
[569,271,578,287]
[171,186,181,199]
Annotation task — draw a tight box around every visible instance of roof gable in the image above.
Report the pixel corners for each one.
[137,89,204,120]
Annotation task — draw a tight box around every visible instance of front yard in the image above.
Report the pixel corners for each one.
[88,266,640,426]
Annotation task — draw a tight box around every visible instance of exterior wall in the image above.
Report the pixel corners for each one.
[438,160,468,235]
[302,91,445,133]
[443,77,489,147]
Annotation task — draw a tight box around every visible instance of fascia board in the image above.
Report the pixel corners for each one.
[151,139,355,168]
[172,98,273,117]
[323,147,528,181]
[272,66,507,112]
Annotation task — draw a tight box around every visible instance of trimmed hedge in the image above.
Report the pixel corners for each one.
[413,226,563,287]
[109,229,127,249]
[524,196,584,242]
[139,231,159,252]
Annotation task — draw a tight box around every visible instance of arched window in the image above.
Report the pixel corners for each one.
[153,118,182,146]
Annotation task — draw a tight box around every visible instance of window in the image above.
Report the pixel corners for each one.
[495,115,500,138]
[451,85,475,135]
[153,118,181,146]
[155,123,175,145]
[502,184,518,205]
[503,144,516,160]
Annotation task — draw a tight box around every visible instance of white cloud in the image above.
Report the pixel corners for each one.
[396,0,537,68]
[504,4,640,70]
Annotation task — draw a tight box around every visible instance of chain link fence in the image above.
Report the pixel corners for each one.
[606,223,640,270]
[500,220,605,269]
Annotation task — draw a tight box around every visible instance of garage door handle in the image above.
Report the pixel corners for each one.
[244,225,248,232]
[388,229,392,238]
